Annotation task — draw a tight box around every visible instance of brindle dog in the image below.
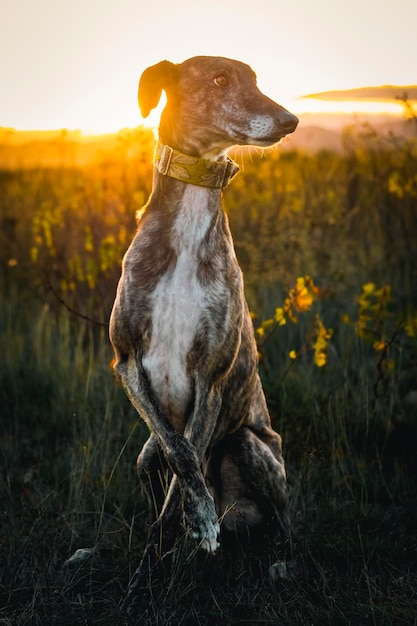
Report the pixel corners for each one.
[109,56,298,602]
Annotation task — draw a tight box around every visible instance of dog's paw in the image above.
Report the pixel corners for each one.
[184,494,220,553]
[269,556,302,582]
[191,518,220,553]
[269,560,288,581]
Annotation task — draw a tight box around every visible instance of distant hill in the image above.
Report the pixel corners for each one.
[0,112,416,167]
[280,125,344,152]
[280,112,417,152]
[302,85,417,102]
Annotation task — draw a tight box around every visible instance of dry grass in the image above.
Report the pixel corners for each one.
[1,127,417,624]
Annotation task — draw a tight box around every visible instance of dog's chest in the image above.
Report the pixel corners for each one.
[142,188,222,428]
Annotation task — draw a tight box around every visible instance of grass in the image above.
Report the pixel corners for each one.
[1,127,417,624]
[1,279,416,625]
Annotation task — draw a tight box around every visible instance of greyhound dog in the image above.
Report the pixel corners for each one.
[109,56,298,595]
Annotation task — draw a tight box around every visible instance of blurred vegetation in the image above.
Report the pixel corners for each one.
[1,121,417,624]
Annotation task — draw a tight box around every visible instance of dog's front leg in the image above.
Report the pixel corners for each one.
[122,379,222,612]
[144,379,223,555]
[180,377,222,551]
[116,357,221,549]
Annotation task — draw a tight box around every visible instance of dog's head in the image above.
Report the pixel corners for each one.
[138,56,298,159]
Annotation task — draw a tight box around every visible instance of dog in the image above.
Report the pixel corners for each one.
[109,56,298,597]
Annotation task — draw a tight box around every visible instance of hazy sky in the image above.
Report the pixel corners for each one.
[1,0,416,132]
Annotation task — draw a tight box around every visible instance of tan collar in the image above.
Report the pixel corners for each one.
[154,142,239,189]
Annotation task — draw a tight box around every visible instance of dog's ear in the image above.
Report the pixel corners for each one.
[138,60,178,118]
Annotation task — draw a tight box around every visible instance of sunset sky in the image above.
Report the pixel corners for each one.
[2,0,417,133]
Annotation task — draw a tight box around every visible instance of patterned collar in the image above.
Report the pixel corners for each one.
[154,142,239,189]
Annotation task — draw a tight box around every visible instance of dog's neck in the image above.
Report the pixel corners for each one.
[154,141,239,189]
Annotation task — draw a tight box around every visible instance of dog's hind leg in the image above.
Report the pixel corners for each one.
[214,424,292,554]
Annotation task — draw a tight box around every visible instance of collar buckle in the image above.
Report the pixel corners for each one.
[157,145,174,176]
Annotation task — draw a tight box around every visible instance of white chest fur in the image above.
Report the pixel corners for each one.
[142,187,215,427]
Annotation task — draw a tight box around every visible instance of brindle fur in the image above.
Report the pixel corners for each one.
[109,56,298,600]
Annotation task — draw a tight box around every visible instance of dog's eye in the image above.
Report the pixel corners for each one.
[214,74,228,87]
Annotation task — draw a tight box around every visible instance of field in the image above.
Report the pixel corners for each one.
[1,120,417,625]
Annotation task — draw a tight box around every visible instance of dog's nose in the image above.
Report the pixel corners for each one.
[279,112,299,133]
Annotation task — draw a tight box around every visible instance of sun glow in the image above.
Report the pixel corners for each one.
[1,0,417,135]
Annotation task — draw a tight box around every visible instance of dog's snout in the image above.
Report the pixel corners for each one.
[278,111,299,133]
